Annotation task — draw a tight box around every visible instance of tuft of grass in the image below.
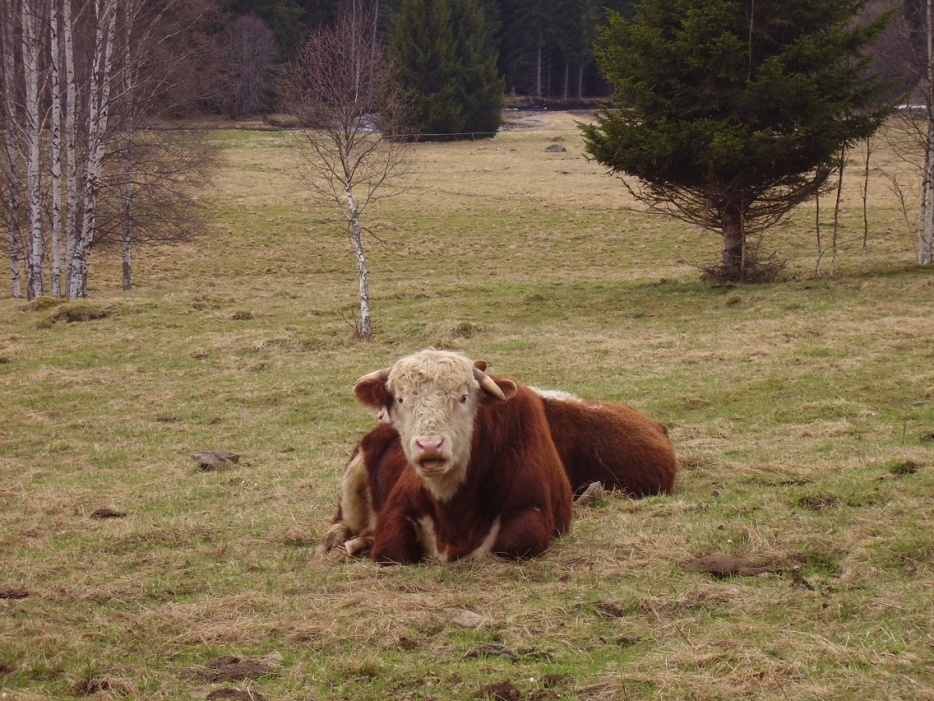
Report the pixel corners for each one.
[35,301,109,327]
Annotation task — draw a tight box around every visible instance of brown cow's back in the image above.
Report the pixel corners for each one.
[541,395,677,497]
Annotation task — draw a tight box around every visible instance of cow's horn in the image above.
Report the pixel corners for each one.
[473,366,505,400]
[354,368,390,387]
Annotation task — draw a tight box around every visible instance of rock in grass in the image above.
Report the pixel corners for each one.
[574,481,605,507]
[452,610,489,629]
[190,451,240,470]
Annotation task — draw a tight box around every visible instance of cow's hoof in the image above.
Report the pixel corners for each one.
[315,523,355,559]
[343,536,373,558]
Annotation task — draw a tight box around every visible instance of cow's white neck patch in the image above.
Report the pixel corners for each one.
[417,515,501,562]
[418,461,469,503]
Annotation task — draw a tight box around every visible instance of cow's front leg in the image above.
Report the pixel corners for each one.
[316,522,353,559]
[372,511,424,564]
[491,507,555,559]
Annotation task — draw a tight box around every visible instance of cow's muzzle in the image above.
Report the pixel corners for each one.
[414,435,448,474]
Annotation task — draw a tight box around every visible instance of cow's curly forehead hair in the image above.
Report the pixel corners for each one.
[387,349,476,396]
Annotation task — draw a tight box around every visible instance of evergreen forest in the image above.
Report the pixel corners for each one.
[225,0,636,104]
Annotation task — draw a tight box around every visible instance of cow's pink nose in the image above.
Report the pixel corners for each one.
[415,437,445,458]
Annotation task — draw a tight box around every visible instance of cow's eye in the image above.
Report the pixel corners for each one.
[397,396,404,404]
[459,394,469,405]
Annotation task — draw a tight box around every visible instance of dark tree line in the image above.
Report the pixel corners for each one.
[224,0,635,101]
[215,0,932,119]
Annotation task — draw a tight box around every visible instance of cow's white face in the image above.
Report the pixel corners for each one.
[354,349,516,501]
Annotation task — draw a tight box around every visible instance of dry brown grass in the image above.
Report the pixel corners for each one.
[0,112,932,700]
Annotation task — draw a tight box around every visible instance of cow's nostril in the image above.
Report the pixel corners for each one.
[416,437,445,457]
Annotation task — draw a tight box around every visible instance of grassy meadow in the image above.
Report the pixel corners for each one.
[1,110,932,700]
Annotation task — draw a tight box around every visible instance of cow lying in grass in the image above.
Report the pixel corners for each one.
[317,349,677,562]
[339,349,573,564]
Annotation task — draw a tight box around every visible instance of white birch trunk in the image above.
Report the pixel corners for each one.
[50,0,64,297]
[920,0,934,266]
[535,32,543,99]
[69,0,117,300]
[121,4,136,290]
[346,185,372,339]
[1,138,22,298]
[919,126,934,265]
[63,0,79,283]
[22,0,45,300]
[0,1,23,298]
[861,139,871,265]
[830,146,846,276]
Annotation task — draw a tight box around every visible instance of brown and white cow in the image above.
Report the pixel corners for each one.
[317,356,677,560]
[344,349,573,564]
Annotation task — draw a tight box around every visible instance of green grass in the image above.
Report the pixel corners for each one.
[1,113,932,700]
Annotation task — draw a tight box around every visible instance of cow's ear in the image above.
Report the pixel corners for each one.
[481,377,518,402]
[473,360,488,372]
[354,369,391,409]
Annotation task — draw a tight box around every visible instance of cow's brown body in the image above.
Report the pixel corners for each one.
[343,350,573,564]
[318,373,677,561]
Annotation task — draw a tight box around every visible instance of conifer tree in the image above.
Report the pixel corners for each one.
[581,0,894,282]
[389,0,503,140]
[452,0,505,136]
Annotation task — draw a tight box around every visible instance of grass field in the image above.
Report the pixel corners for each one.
[1,110,932,700]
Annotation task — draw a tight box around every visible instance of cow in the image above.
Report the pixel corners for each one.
[341,349,573,564]
[317,356,678,560]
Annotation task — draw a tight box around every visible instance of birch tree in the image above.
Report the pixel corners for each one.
[48,0,64,296]
[60,0,79,290]
[880,0,934,265]
[918,0,934,264]
[0,0,23,297]
[66,0,116,300]
[282,11,412,340]
[1,0,218,299]
[21,0,45,300]
[107,0,218,291]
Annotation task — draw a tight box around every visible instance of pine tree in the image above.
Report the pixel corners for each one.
[389,0,502,140]
[581,0,894,282]
[451,0,504,137]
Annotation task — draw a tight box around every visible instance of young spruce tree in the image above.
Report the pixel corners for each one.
[451,0,505,137]
[389,0,503,140]
[581,0,894,282]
